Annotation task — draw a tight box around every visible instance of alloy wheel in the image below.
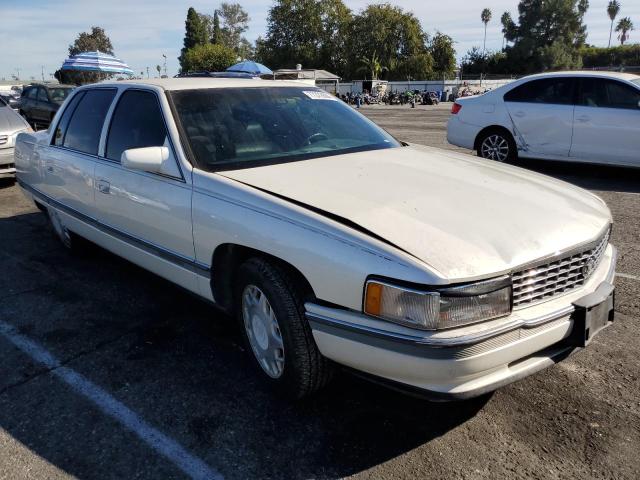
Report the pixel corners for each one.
[242,284,285,379]
[480,134,510,162]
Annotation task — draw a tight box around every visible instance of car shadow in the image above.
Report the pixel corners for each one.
[510,158,640,194]
[0,211,489,480]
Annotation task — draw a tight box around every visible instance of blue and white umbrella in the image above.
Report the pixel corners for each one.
[61,51,133,75]
[226,61,273,76]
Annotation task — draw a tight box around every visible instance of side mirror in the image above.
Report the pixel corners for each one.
[121,146,170,174]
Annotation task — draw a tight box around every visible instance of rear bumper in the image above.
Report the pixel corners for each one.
[446,115,481,150]
[307,245,616,400]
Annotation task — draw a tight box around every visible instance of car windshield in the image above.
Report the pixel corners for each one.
[170,87,400,171]
[49,87,73,103]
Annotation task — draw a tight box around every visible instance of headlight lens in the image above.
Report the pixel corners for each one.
[364,277,512,330]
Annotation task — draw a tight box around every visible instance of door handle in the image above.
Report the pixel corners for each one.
[97,179,111,194]
[576,115,590,123]
[513,111,525,118]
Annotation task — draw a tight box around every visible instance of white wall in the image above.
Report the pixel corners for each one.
[331,78,516,96]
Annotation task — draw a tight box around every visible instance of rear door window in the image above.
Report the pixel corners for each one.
[62,89,116,155]
[105,90,168,162]
[53,91,86,146]
[25,88,37,100]
[578,78,640,110]
[504,78,576,105]
[37,88,49,102]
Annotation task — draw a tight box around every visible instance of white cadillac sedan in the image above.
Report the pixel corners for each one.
[447,71,640,167]
[15,78,616,400]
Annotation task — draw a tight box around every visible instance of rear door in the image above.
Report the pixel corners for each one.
[35,87,50,122]
[503,77,577,157]
[43,88,116,220]
[21,87,38,120]
[93,88,197,291]
[570,77,640,166]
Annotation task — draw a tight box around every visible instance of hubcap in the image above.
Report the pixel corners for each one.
[242,285,285,379]
[480,134,509,162]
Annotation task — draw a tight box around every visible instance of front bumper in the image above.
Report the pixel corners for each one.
[0,148,16,178]
[307,245,616,400]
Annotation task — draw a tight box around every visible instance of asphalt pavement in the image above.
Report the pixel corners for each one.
[0,103,638,479]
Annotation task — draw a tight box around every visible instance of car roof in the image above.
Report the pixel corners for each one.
[521,70,639,82]
[97,77,310,91]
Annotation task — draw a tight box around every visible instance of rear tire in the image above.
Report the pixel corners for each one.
[235,257,333,399]
[46,206,93,255]
[476,129,517,163]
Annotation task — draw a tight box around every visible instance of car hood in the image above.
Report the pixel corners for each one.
[0,106,28,134]
[220,145,611,281]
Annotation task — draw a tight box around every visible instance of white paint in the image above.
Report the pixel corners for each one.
[447,71,640,168]
[0,320,222,480]
[617,272,640,282]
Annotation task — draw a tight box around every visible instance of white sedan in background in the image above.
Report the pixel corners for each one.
[447,71,640,167]
[15,78,616,401]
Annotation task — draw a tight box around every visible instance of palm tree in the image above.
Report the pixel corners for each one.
[481,8,492,56]
[500,12,513,50]
[607,1,621,48]
[616,17,634,45]
[358,52,387,80]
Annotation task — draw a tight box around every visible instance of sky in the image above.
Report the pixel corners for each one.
[1,0,639,81]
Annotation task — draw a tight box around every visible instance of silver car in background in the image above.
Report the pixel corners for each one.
[0,97,31,179]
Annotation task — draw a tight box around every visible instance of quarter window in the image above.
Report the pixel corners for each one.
[105,90,168,162]
[578,78,640,110]
[62,89,116,155]
[504,78,575,105]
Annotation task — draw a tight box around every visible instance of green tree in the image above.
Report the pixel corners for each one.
[607,1,621,47]
[357,52,387,79]
[347,4,430,80]
[182,43,237,72]
[429,32,456,78]
[500,12,515,49]
[211,10,222,44]
[504,0,589,73]
[616,17,634,45]
[257,0,352,75]
[219,3,250,52]
[582,44,640,67]
[179,7,208,70]
[481,8,492,55]
[54,26,115,85]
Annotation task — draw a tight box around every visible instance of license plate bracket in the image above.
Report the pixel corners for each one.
[568,282,615,348]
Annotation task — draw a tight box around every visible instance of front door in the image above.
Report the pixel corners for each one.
[570,77,640,167]
[93,88,197,292]
[503,77,577,158]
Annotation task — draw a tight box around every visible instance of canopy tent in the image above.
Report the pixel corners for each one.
[61,51,133,75]
[226,61,273,76]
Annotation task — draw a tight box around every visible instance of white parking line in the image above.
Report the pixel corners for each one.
[617,272,640,282]
[0,320,222,480]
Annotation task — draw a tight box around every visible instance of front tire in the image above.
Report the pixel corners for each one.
[236,257,333,399]
[476,129,517,162]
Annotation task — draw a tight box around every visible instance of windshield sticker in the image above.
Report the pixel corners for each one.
[303,90,338,101]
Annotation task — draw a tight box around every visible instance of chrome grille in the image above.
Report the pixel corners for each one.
[512,230,610,308]
[0,135,7,146]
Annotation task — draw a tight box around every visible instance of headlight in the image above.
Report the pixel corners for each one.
[364,277,512,330]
